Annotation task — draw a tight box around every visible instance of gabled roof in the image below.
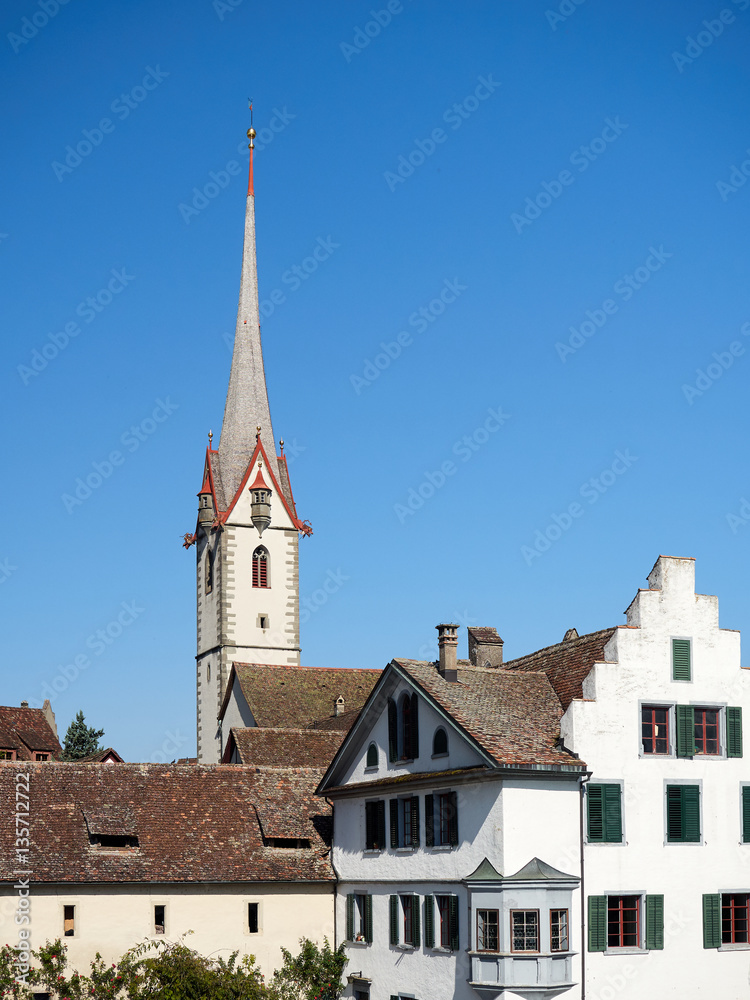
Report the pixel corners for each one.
[74,747,124,763]
[0,707,61,758]
[219,663,381,729]
[0,763,333,884]
[223,728,344,768]
[501,627,618,710]
[504,857,576,881]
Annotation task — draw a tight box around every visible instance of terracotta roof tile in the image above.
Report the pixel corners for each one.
[226,728,343,768]
[0,707,61,758]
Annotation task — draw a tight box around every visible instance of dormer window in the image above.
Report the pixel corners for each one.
[90,834,139,850]
[252,547,269,588]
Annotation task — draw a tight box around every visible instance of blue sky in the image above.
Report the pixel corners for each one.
[2,0,750,760]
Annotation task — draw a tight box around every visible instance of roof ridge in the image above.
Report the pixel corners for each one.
[503,626,617,667]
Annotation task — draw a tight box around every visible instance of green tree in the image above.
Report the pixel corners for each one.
[60,711,105,760]
[265,938,347,1000]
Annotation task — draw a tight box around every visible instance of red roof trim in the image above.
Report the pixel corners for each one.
[221,436,304,530]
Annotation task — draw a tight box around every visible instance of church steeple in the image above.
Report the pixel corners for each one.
[218,120,277,507]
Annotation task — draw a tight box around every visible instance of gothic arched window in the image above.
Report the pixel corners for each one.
[433,727,448,756]
[252,547,269,588]
[366,742,378,768]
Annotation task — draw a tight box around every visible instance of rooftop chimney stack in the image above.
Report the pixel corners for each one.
[20,700,28,709]
[334,696,345,717]
[436,623,459,681]
[467,627,504,668]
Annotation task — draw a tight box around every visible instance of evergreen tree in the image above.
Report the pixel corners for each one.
[60,711,105,761]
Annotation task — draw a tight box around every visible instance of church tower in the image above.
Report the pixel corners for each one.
[189,121,311,764]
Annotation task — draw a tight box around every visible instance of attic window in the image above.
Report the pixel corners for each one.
[35,753,49,761]
[267,837,311,848]
[90,834,139,850]
[0,750,15,760]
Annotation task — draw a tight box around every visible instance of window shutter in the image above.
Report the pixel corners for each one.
[449,894,459,951]
[425,794,434,847]
[588,896,607,952]
[743,786,750,843]
[448,790,459,847]
[727,707,743,758]
[666,785,683,841]
[645,895,664,950]
[389,895,399,945]
[424,895,434,948]
[377,800,386,850]
[388,699,398,762]
[346,894,354,941]
[676,705,695,758]
[587,785,604,842]
[672,638,691,680]
[411,894,421,947]
[365,802,374,850]
[364,894,373,944]
[702,893,721,948]
[682,784,700,842]
[603,783,622,843]
[411,796,420,846]
[390,799,399,849]
[410,693,420,759]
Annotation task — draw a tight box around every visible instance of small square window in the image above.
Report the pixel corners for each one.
[511,910,539,952]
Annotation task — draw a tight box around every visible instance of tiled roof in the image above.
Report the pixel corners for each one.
[0,764,333,884]
[502,627,618,710]
[74,747,124,763]
[226,664,381,729]
[307,709,362,732]
[393,660,585,769]
[226,728,343,768]
[0,707,61,758]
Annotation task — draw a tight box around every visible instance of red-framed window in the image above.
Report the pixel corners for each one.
[607,895,640,948]
[694,708,720,755]
[722,893,750,944]
[551,909,569,951]
[511,910,539,952]
[642,706,669,754]
[252,547,268,588]
[476,909,499,952]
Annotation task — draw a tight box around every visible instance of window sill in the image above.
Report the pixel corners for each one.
[719,942,750,951]
[604,947,647,956]
[431,752,449,760]
[430,946,453,954]
[363,766,378,774]
[395,846,416,854]
[347,939,369,947]
[428,844,453,852]
[363,849,383,856]
[395,944,415,951]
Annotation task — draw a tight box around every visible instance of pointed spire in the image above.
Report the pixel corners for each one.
[218,109,277,504]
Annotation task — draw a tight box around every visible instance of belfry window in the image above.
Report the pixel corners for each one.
[205,550,213,594]
[252,547,269,588]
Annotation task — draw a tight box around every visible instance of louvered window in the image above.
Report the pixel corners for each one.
[666,784,701,842]
[365,800,385,851]
[672,638,691,681]
[742,786,750,843]
[345,893,372,944]
[252,547,269,588]
[587,783,623,843]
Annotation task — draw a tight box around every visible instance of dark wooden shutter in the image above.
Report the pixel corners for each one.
[588,896,607,951]
[587,785,604,842]
[411,796,420,846]
[676,705,695,758]
[603,783,622,842]
[449,894,459,951]
[346,894,355,941]
[390,799,399,848]
[388,699,398,762]
[666,785,683,841]
[702,894,721,948]
[743,786,750,843]
[682,784,700,842]
[448,790,459,846]
[672,638,691,680]
[645,895,664,950]
[424,895,434,948]
[364,894,373,944]
[411,894,421,947]
[365,802,373,850]
[410,693,419,759]
[377,799,386,850]
[389,895,399,945]
[425,793,434,847]
[727,707,743,758]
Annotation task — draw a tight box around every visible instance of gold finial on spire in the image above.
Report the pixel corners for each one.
[247,98,256,149]
[208,429,213,446]
[279,439,284,453]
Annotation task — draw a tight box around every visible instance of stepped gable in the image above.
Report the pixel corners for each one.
[394,660,585,769]
[224,727,344,767]
[501,626,618,710]
[0,763,333,884]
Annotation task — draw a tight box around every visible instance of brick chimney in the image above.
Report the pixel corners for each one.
[436,624,459,681]
[334,696,345,717]
[467,627,504,668]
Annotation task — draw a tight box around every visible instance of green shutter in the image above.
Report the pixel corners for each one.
[603,783,623,842]
[645,895,664,950]
[676,705,695,758]
[424,895,434,948]
[377,800,386,850]
[743,786,750,843]
[346,894,354,941]
[389,895,399,945]
[448,791,459,847]
[425,794,434,847]
[682,784,700,842]
[727,707,743,758]
[390,799,399,848]
[587,785,604,842]
[666,785,683,841]
[672,638,691,680]
[703,894,721,948]
[388,699,398,761]
[449,895,459,951]
[365,802,374,849]
[411,796,420,846]
[411,693,420,759]
[411,895,421,947]
[366,742,378,767]
[588,896,607,952]
[364,894,373,943]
